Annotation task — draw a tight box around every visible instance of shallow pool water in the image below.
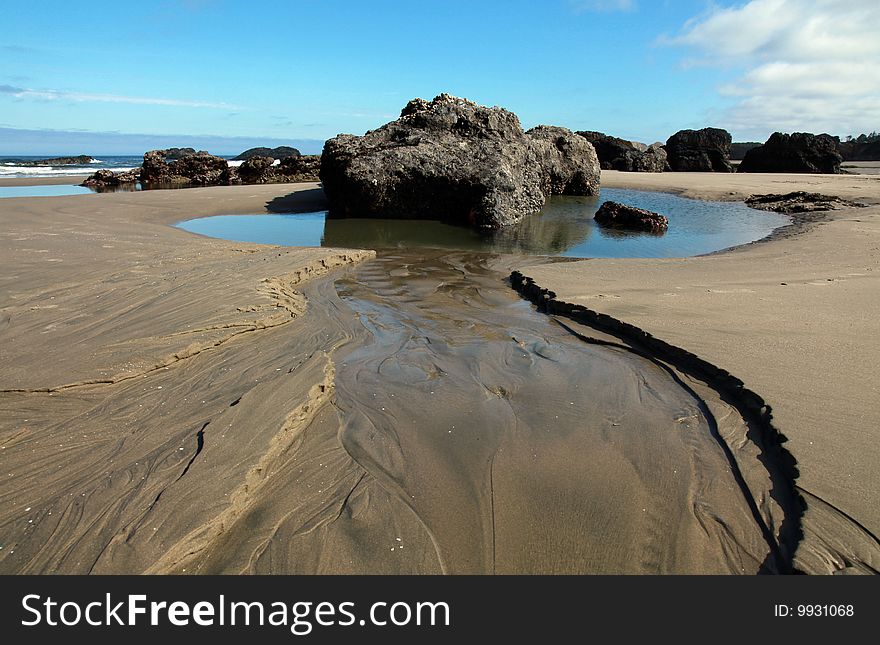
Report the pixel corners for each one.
[176,188,790,258]
[0,184,94,198]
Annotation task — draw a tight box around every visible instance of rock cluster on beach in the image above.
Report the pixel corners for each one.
[235,154,321,183]
[81,168,141,189]
[234,146,301,161]
[576,131,668,172]
[81,147,320,189]
[141,150,232,186]
[593,200,669,233]
[320,93,600,229]
[665,128,733,172]
[738,132,843,174]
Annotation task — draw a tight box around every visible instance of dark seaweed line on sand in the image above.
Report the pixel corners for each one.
[509,270,805,574]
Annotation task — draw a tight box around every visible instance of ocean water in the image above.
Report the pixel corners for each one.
[177,188,791,259]
[0,155,143,178]
[0,154,258,179]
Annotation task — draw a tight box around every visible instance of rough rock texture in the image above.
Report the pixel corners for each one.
[593,201,668,233]
[320,94,600,229]
[236,156,277,183]
[23,155,94,166]
[745,192,866,214]
[279,154,320,180]
[738,132,843,174]
[233,155,321,183]
[140,150,231,186]
[234,146,301,161]
[526,126,600,195]
[576,131,667,172]
[665,128,733,172]
[81,168,139,189]
[161,147,202,160]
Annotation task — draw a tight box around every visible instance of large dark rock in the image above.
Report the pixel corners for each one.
[665,128,733,172]
[594,201,668,233]
[140,150,230,185]
[320,93,600,229]
[576,131,667,172]
[738,132,843,174]
[81,168,139,189]
[234,146,301,161]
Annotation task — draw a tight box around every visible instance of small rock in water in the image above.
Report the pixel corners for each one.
[594,201,668,234]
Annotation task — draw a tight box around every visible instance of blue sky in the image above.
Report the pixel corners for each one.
[1,0,877,154]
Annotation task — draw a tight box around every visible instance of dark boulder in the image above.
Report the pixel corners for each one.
[738,132,843,174]
[745,192,866,213]
[594,201,668,233]
[236,155,278,183]
[278,155,321,180]
[633,144,668,172]
[234,146,301,161]
[81,168,139,189]
[140,150,230,185]
[665,128,733,172]
[526,126,600,195]
[320,93,600,229]
[576,131,667,172]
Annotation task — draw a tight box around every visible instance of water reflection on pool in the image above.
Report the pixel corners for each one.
[176,188,790,259]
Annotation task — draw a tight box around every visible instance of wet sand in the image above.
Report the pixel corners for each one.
[0,181,372,572]
[0,173,876,574]
[518,170,880,573]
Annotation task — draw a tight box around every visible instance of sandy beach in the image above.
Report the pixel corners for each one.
[0,180,375,572]
[0,171,877,574]
[517,170,880,572]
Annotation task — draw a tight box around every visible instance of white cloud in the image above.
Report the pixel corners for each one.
[0,84,239,110]
[666,0,880,138]
[569,0,636,13]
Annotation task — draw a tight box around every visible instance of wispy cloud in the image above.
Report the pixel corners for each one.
[0,45,37,54]
[0,84,240,110]
[568,0,636,13]
[663,0,880,138]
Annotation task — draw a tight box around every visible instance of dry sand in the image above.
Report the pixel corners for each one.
[517,170,880,573]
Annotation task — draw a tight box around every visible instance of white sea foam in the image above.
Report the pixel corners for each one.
[226,159,281,167]
[0,166,138,177]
